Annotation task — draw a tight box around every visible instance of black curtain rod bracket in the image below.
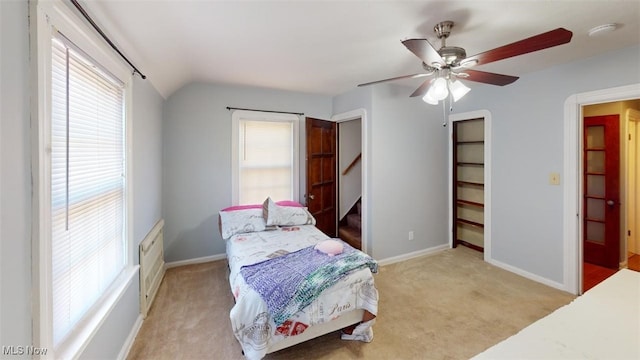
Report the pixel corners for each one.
[70,0,146,79]
[226,107,304,116]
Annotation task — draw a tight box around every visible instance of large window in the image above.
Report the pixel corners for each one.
[50,35,127,348]
[33,1,135,357]
[232,111,299,204]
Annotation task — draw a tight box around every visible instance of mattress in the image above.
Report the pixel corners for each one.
[472,269,640,359]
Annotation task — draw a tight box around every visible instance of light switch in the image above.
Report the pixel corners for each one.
[549,172,560,185]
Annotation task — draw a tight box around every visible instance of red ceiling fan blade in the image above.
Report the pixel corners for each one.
[461,69,519,86]
[409,78,433,97]
[462,28,573,67]
[401,39,445,68]
[358,72,432,87]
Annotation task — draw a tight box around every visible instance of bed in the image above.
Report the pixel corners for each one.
[219,198,379,360]
[472,268,640,359]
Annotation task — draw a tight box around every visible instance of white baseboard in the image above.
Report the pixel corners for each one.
[165,253,227,269]
[487,258,568,292]
[377,244,449,266]
[166,246,450,270]
[117,314,143,360]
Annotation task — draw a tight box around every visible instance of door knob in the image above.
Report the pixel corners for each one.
[606,200,615,206]
[308,194,315,200]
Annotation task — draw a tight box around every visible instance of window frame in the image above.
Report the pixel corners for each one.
[231,110,300,205]
[31,0,136,358]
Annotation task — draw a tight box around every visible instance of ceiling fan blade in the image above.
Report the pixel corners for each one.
[461,69,519,86]
[358,72,432,87]
[401,39,445,68]
[462,28,573,67]
[409,78,432,98]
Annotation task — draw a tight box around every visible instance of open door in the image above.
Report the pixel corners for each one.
[583,115,620,269]
[306,117,337,237]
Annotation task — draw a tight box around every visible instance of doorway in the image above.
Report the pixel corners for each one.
[336,118,362,250]
[581,103,640,292]
[452,118,486,252]
[332,109,368,253]
[449,110,492,261]
[565,89,640,294]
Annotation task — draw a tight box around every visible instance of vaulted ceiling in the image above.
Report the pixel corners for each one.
[82,0,640,98]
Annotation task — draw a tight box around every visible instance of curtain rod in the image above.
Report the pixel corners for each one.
[69,0,146,79]
[226,107,304,116]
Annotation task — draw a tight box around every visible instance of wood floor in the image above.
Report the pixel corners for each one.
[628,253,640,271]
[583,253,640,292]
[583,262,617,292]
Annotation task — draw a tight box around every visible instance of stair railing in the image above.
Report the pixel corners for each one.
[342,153,361,175]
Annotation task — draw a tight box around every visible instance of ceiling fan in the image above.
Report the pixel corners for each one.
[358,21,573,104]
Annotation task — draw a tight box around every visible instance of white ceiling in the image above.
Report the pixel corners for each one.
[82,0,640,99]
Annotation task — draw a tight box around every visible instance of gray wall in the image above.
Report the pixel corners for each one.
[162,83,332,262]
[451,45,640,284]
[370,84,449,259]
[0,1,165,356]
[132,77,164,262]
[1,0,31,352]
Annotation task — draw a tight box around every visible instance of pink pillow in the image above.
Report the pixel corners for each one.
[220,204,262,212]
[222,200,303,212]
[276,200,304,207]
[314,239,344,256]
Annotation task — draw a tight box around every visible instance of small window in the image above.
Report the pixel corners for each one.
[232,111,299,204]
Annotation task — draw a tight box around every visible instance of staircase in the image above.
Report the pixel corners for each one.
[338,200,361,250]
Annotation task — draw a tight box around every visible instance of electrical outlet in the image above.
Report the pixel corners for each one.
[408,231,414,241]
[549,172,560,185]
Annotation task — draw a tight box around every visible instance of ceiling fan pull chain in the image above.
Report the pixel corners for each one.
[441,99,447,127]
[449,90,454,112]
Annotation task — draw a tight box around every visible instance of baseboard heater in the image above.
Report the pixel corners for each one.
[139,219,165,318]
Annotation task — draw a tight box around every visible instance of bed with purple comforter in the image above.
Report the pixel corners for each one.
[225,224,378,359]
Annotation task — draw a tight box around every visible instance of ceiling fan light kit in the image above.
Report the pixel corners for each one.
[429,77,449,100]
[358,20,573,108]
[449,79,471,101]
[422,75,470,105]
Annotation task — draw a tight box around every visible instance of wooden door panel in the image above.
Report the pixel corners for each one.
[306,118,337,237]
[583,115,620,269]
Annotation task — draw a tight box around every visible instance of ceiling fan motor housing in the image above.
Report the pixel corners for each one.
[439,46,466,65]
[434,21,454,39]
[433,21,466,66]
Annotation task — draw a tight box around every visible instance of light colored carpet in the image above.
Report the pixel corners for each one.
[127,246,575,360]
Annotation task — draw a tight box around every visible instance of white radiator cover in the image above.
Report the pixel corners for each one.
[139,219,165,318]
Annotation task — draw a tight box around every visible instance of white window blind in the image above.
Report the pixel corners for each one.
[50,35,126,347]
[237,116,297,204]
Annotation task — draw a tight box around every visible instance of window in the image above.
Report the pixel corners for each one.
[33,1,135,357]
[50,34,127,348]
[232,111,299,204]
